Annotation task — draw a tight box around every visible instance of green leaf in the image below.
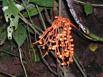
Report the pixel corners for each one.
[3,0,19,22]
[89,33,103,41]
[13,24,27,47]
[23,6,43,17]
[29,0,53,7]
[3,0,19,39]
[7,15,19,39]
[84,4,93,15]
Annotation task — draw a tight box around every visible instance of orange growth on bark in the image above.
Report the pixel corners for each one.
[37,16,75,66]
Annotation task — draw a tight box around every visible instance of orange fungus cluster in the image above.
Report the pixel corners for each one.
[37,16,75,66]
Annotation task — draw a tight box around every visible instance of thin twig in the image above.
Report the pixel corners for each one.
[57,60,64,77]
[62,66,69,77]
[38,46,57,75]
[36,5,46,30]
[21,0,43,35]
[44,9,52,24]
[1,50,19,57]
[0,72,16,77]
[18,47,28,77]
[59,0,62,16]
[50,52,65,77]
[73,56,87,77]
[19,13,42,35]
[74,0,103,7]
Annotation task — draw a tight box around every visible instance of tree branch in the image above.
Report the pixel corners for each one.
[74,0,103,7]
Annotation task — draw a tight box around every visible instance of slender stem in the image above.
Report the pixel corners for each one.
[21,0,43,34]
[30,39,39,62]
[73,56,87,77]
[0,72,16,77]
[59,0,62,16]
[36,5,46,29]
[18,47,28,77]
[62,66,69,77]
[1,50,19,57]
[44,8,52,24]
[19,13,41,35]
[38,46,57,75]
[50,52,68,77]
